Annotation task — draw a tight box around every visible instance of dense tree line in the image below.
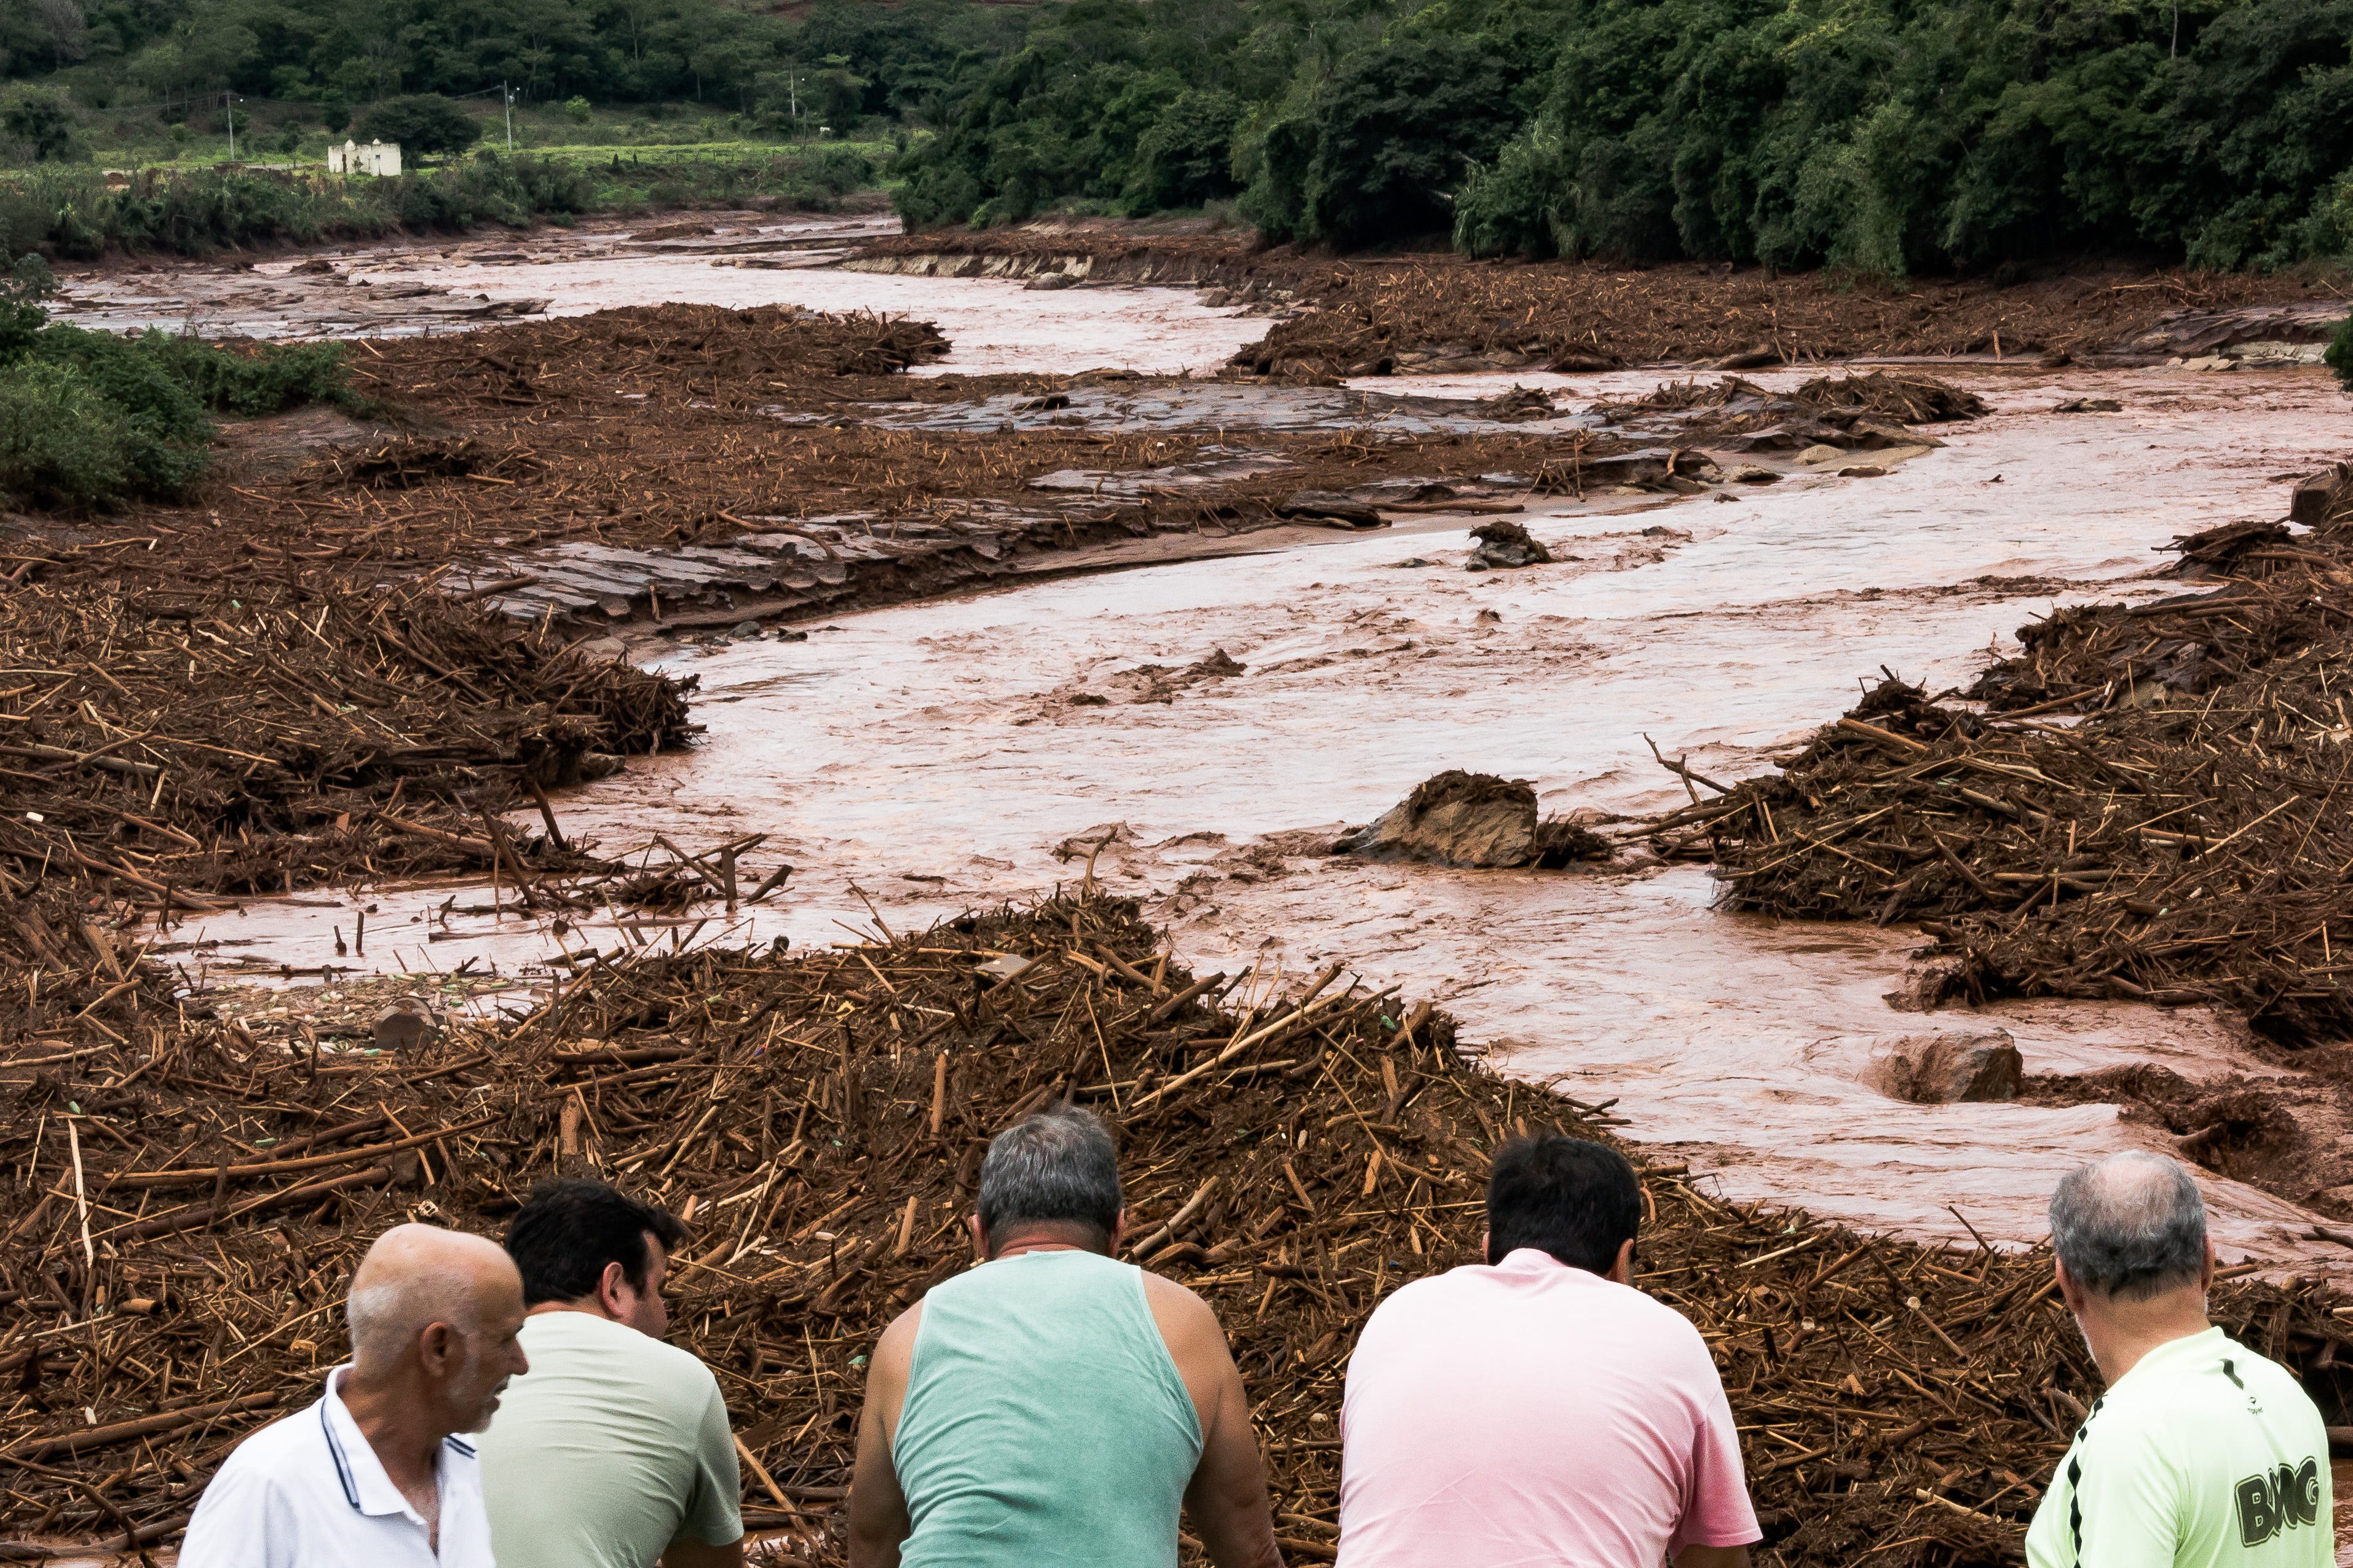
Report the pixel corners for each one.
[0,0,1019,141]
[6,0,2351,271]
[887,0,2353,273]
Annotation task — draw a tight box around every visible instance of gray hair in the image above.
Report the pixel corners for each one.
[346,1273,480,1376]
[977,1106,1121,1248]
[2049,1151,2207,1301]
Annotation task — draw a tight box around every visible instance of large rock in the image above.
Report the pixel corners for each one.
[1865,1030,2023,1104]
[373,998,442,1052]
[2290,462,2352,527]
[1335,772,1537,867]
[1466,521,1552,571]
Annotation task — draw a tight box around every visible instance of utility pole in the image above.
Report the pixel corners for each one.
[503,82,515,151]
[226,92,237,159]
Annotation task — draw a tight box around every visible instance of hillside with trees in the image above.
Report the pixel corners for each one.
[4,0,2351,276]
[0,0,1019,157]
[886,0,2353,275]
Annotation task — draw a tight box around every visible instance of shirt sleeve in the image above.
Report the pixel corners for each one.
[2026,1423,2181,1568]
[680,1374,746,1546]
[178,1455,291,1568]
[1671,1351,1763,1554]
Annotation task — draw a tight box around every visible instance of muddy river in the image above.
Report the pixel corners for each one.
[62,230,2353,1272]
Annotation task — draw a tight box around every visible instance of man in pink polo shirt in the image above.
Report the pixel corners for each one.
[1337,1135,1759,1567]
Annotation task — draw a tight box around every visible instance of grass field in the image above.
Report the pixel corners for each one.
[0,141,888,260]
[71,97,898,176]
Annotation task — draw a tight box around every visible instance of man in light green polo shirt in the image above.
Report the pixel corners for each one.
[2027,1151,2330,1568]
[477,1180,744,1568]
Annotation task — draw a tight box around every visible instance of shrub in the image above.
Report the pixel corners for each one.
[0,360,133,510]
[2329,311,2353,395]
[124,333,353,417]
[796,144,876,197]
[0,87,80,165]
[1455,117,1577,258]
[564,96,594,125]
[352,95,484,159]
[0,285,354,509]
[0,254,51,357]
[23,326,220,498]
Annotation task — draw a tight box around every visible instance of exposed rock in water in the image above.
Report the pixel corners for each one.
[1530,817,1613,865]
[1337,771,1536,866]
[1276,491,1387,528]
[1334,771,1608,868]
[1465,520,1552,572]
[1466,384,1558,422]
[1865,1030,2023,1103]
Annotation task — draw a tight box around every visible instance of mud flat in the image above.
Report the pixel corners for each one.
[63,305,1960,643]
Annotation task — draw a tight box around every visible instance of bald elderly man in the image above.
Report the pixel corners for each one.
[181,1224,531,1568]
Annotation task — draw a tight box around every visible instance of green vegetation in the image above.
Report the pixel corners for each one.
[6,0,2351,272]
[0,258,352,508]
[0,0,1017,163]
[0,252,349,510]
[876,0,2353,274]
[350,95,483,158]
[2331,313,2353,395]
[0,144,874,260]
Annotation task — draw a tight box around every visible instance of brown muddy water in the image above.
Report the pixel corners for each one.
[68,246,2353,1272]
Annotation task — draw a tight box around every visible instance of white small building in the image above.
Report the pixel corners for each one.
[327,139,401,176]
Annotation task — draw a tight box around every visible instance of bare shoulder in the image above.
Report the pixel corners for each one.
[872,1299,926,1377]
[1138,1268,1225,1347]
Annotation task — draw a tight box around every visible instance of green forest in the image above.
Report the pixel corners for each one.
[4,0,2353,275]
[0,0,1019,144]
[882,0,2353,274]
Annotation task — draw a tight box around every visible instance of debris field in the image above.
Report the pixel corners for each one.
[850,223,2349,372]
[1623,463,2353,1213]
[21,308,1996,639]
[5,888,2352,1567]
[5,266,2353,1568]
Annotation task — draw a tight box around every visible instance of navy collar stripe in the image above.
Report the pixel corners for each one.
[318,1401,362,1513]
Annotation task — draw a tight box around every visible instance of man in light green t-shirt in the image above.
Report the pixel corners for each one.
[477,1180,744,1568]
[2027,1152,2330,1568]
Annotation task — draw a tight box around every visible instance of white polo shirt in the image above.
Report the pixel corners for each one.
[181,1366,494,1568]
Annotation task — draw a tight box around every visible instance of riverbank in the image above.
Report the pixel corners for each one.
[0,149,882,264]
[850,219,2352,371]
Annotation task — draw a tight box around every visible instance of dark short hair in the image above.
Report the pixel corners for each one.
[976,1106,1121,1253]
[505,1179,687,1307]
[2050,1151,2206,1301]
[1487,1135,1640,1275]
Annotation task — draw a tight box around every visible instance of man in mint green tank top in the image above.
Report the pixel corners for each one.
[848,1107,1284,1568]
